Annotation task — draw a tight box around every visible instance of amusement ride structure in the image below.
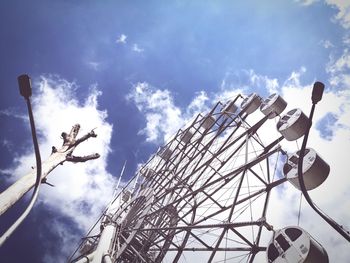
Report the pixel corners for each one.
[67,83,342,262]
[1,75,348,262]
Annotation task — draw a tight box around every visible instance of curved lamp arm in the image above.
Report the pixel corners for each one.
[0,75,42,246]
[297,82,350,242]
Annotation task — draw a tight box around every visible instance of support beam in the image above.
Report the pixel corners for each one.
[91,224,116,263]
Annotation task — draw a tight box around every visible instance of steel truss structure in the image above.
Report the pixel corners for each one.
[69,94,293,263]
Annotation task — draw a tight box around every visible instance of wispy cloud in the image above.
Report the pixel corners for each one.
[132,43,144,53]
[126,82,182,142]
[116,34,127,44]
[296,0,350,29]
[294,0,319,6]
[126,83,211,143]
[282,66,307,88]
[327,49,350,73]
[343,35,350,45]
[41,218,79,262]
[186,91,210,116]
[87,61,101,71]
[326,48,350,89]
[326,0,350,29]
[0,108,26,120]
[320,39,335,49]
[220,68,279,96]
[0,139,14,152]
[115,34,144,54]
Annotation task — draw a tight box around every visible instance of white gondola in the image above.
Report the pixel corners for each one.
[158,146,172,160]
[277,108,310,141]
[267,226,328,263]
[221,100,238,115]
[260,93,287,118]
[180,129,193,144]
[142,168,155,179]
[200,115,216,130]
[241,93,262,115]
[283,148,330,191]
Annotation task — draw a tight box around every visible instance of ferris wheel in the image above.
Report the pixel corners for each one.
[69,92,330,263]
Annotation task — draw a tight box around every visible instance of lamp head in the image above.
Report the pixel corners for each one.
[18,74,32,99]
[312,81,324,104]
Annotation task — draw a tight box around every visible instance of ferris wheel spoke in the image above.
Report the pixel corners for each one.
[149,149,279,221]
[152,121,255,200]
[208,228,227,263]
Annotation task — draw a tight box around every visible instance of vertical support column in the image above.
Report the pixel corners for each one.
[91,224,116,263]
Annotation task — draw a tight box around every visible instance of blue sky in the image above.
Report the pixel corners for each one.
[0,0,349,262]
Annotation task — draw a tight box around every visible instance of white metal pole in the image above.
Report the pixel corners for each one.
[91,224,116,263]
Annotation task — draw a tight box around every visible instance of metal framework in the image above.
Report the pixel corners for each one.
[69,94,291,263]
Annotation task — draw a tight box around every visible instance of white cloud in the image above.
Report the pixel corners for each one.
[343,35,350,45]
[116,34,127,44]
[142,113,163,142]
[87,61,101,71]
[282,66,307,88]
[0,139,14,153]
[326,48,350,89]
[250,71,279,94]
[294,0,319,6]
[220,69,279,96]
[126,82,183,142]
[126,70,306,145]
[126,83,215,143]
[326,0,350,29]
[0,108,26,120]
[4,75,115,259]
[220,69,249,91]
[327,49,350,74]
[320,39,335,49]
[186,91,210,116]
[41,218,80,262]
[115,35,145,54]
[132,43,144,53]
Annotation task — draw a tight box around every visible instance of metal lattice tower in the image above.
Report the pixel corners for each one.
[69,93,329,263]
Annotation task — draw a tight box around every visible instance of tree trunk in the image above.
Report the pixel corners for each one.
[0,124,99,216]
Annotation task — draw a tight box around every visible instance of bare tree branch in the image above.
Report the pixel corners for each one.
[62,124,81,146]
[0,124,100,216]
[66,153,100,163]
[72,129,97,148]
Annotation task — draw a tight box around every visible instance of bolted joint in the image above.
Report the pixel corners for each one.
[41,178,55,187]
[251,244,260,254]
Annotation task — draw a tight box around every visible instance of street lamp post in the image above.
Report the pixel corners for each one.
[297,81,350,242]
[0,74,102,246]
[0,74,43,246]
